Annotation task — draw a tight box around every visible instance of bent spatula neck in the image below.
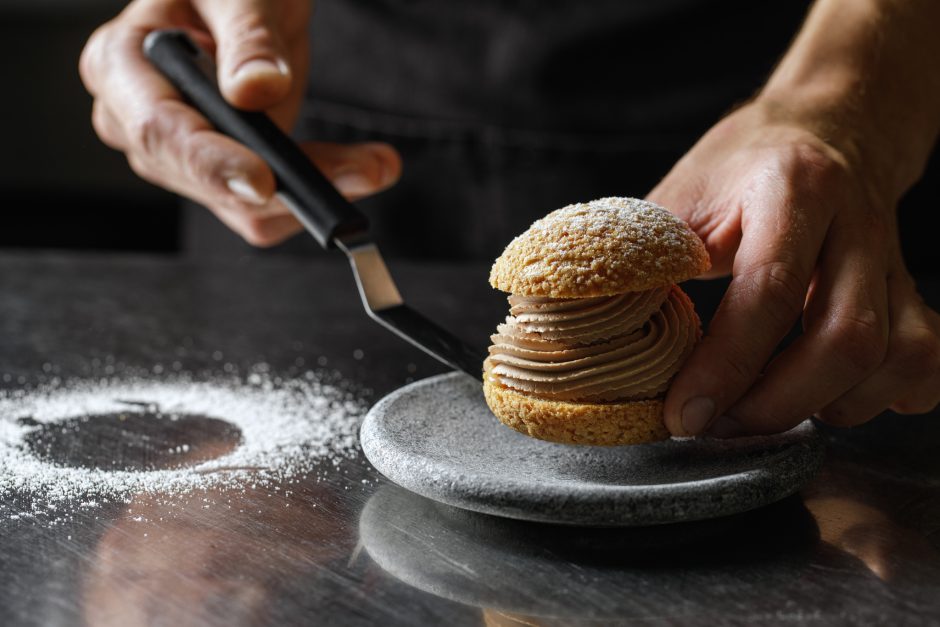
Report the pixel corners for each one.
[335,233,403,313]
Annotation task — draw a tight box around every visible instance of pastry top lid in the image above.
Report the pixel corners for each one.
[489,197,710,297]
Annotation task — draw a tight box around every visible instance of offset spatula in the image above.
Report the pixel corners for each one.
[144,30,485,377]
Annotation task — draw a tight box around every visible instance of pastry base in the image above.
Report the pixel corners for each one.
[483,376,670,446]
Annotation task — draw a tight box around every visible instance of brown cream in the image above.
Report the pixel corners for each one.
[484,285,699,402]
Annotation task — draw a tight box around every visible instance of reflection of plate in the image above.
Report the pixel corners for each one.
[361,373,824,525]
[359,485,833,621]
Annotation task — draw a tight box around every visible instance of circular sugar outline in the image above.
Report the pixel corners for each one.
[0,375,365,503]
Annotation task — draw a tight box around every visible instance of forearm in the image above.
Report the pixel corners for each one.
[758,0,940,203]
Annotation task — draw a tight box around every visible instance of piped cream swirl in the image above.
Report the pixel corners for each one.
[485,285,700,402]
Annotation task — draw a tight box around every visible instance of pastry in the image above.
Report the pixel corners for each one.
[483,197,710,445]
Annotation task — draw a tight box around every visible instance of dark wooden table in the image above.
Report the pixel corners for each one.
[1,252,938,626]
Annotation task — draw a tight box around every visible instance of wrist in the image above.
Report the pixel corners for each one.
[754,82,911,209]
[754,0,940,207]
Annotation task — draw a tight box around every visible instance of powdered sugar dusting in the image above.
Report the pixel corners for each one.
[0,368,367,522]
[490,197,710,297]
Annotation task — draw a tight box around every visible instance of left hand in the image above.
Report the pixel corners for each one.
[649,101,940,437]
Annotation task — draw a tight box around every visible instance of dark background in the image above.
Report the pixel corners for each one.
[0,1,936,275]
[1,1,179,253]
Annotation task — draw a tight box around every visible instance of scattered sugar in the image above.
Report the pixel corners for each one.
[0,369,367,523]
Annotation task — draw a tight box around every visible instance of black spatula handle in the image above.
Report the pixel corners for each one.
[143,29,368,248]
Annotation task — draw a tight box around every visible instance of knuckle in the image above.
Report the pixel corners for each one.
[823,309,887,375]
[91,104,117,146]
[179,134,213,184]
[707,335,756,391]
[126,153,159,187]
[762,262,806,314]
[126,107,167,158]
[783,141,847,188]
[720,350,752,386]
[127,101,196,164]
[79,24,111,88]
[125,153,146,177]
[227,12,279,53]
[737,260,806,328]
[761,141,850,217]
[890,329,940,378]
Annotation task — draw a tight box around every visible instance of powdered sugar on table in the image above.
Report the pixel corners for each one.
[0,368,367,520]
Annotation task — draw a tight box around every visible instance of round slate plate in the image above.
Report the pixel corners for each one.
[360,373,824,526]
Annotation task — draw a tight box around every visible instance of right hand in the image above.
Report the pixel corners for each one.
[651,102,940,438]
[80,0,402,246]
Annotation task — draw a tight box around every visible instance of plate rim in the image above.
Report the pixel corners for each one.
[361,373,824,526]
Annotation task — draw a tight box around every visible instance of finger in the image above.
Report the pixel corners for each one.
[83,17,274,204]
[204,198,304,247]
[91,101,126,150]
[266,23,309,130]
[243,212,306,247]
[300,141,403,200]
[199,140,402,223]
[663,181,831,436]
[818,276,940,424]
[648,172,743,279]
[124,98,277,206]
[224,142,402,245]
[145,137,401,248]
[79,1,205,97]
[194,0,295,110]
[175,175,300,247]
[723,217,890,435]
[79,23,110,97]
[78,1,304,246]
[889,305,940,414]
[190,141,402,247]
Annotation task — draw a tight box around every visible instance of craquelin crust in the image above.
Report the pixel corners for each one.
[489,197,710,297]
[483,375,670,446]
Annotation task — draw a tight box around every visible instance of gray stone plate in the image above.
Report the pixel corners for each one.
[360,373,824,526]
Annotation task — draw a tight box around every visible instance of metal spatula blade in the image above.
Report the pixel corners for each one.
[336,234,486,375]
[145,30,486,378]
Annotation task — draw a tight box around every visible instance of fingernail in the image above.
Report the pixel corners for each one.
[226,176,267,205]
[707,415,747,439]
[680,396,716,435]
[233,58,289,82]
[371,148,397,186]
[332,171,375,197]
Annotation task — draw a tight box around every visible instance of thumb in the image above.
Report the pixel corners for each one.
[196,0,292,110]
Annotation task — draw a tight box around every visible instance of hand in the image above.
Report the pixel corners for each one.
[80,0,401,246]
[649,101,940,437]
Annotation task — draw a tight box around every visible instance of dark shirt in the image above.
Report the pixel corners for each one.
[189,1,817,260]
[305,1,811,141]
[292,0,809,258]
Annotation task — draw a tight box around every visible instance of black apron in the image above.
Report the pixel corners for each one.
[185,0,813,261]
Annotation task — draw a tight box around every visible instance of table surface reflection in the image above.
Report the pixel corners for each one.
[1,252,938,626]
